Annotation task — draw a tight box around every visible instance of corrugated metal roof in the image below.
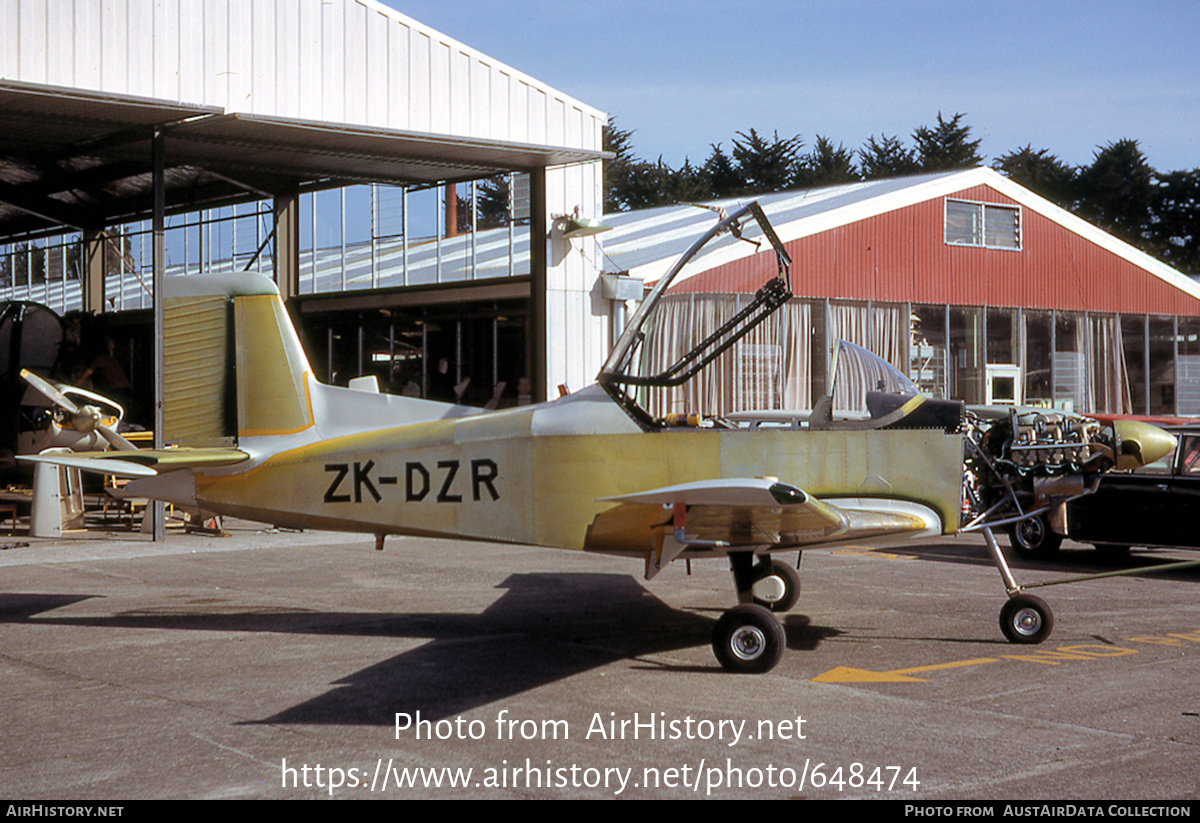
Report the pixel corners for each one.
[598,172,960,280]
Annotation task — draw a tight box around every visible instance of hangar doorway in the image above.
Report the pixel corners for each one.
[297,287,532,410]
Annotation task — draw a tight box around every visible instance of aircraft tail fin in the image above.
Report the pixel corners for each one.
[164,274,314,445]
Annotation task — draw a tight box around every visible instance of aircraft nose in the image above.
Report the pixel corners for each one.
[1112,420,1177,470]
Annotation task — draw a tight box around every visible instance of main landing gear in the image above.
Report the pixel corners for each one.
[711,553,798,673]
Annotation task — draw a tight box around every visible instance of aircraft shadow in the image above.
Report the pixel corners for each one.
[885,540,1200,580]
[0,574,839,725]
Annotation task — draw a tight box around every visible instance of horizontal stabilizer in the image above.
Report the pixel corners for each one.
[18,453,157,478]
[17,447,249,478]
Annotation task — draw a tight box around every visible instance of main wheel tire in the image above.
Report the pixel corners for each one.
[1009,515,1063,558]
[751,560,801,612]
[999,594,1054,644]
[712,604,786,673]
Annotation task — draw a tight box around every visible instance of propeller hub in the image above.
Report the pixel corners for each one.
[72,405,102,434]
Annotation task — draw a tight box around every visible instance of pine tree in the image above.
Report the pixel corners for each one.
[703,143,743,198]
[1076,139,1155,245]
[913,112,983,171]
[992,145,1077,208]
[799,135,859,186]
[732,129,803,193]
[858,134,920,179]
[603,117,643,213]
[1146,168,1200,275]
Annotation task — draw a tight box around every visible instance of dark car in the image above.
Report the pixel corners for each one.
[1009,427,1200,557]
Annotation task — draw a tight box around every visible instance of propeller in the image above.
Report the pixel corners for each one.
[20,368,138,452]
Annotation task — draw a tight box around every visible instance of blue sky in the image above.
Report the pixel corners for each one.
[384,0,1200,173]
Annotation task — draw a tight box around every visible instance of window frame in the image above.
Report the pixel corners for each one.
[944,198,1022,251]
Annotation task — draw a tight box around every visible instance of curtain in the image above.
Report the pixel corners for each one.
[638,294,812,418]
[1088,315,1132,414]
[828,302,906,413]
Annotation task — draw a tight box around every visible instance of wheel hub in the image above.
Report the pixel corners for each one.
[1018,518,1043,546]
[730,625,766,660]
[1012,607,1042,636]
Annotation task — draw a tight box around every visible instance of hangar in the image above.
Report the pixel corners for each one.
[0,0,608,422]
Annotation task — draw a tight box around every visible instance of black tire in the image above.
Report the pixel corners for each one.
[999,594,1054,644]
[712,604,786,673]
[751,559,801,612]
[1009,515,1063,557]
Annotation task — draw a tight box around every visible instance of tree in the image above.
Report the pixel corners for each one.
[913,112,983,172]
[665,157,712,204]
[731,129,803,194]
[474,175,511,230]
[3,243,48,286]
[858,134,920,179]
[703,143,743,198]
[1146,168,1200,276]
[618,157,685,211]
[799,135,859,186]
[1075,139,1155,245]
[603,117,643,213]
[992,145,1077,208]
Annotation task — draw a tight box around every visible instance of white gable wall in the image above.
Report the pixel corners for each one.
[0,0,604,151]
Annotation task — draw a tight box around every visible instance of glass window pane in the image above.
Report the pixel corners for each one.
[948,306,983,403]
[1054,313,1085,412]
[987,307,1015,364]
[910,304,946,397]
[1024,310,1052,406]
[1178,317,1200,416]
[984,204,1020,249]
[945,201,981,245]
[1149,317,1175,416]
[1122,315,1147,415]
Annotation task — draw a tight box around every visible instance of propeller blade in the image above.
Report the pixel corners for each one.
[97,424,139,453]
[19,368,79,414]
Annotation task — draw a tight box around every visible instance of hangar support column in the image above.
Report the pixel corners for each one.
[530,167,548,403]
[81,229,107,314]
[274,193,301,301]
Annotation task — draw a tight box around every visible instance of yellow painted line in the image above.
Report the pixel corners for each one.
[814,631,1200,685]
[810,658,999,683]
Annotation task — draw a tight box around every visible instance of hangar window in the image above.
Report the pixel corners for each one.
[944,199,1021,250]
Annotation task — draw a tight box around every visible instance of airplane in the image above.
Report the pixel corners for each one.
[19,203,1176,673]
[17,370,137,455]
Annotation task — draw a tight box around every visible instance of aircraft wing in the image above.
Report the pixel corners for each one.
[18,447,250,478]
[585,478,939,578]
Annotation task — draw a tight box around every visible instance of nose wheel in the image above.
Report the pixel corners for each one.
[999,593,1054,644]
[982,526,1055,645]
